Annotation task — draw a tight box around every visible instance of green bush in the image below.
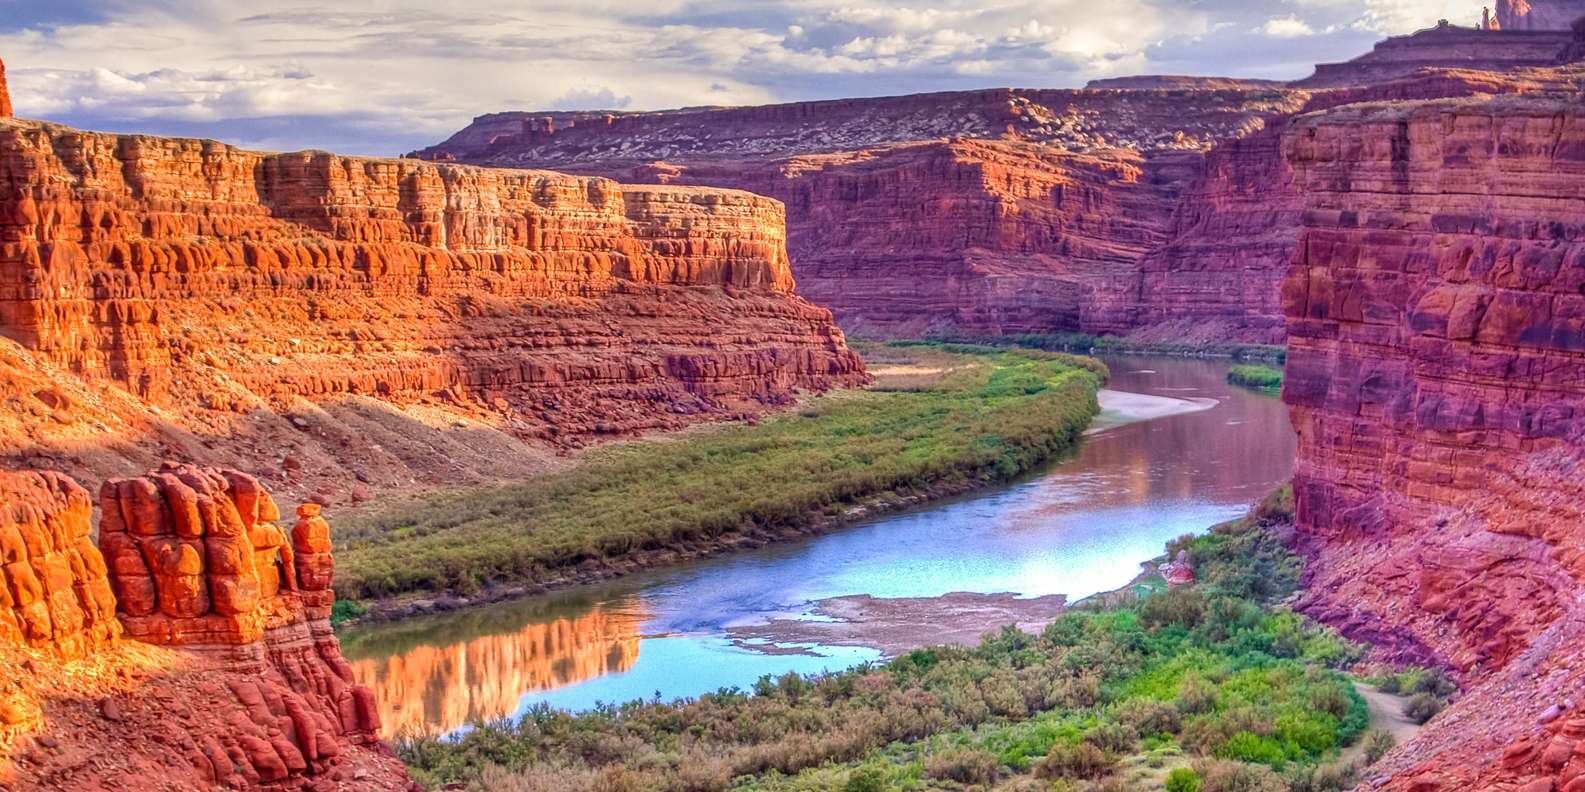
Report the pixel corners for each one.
[844,766,888,792]
[1363,728,1396,764]
[1226,365,1283,391]
[923,748,999,785]
[1167,767,1205,792]
[329,598,368,627]
[1405,693,1444,724]
[1035,742,1116,781]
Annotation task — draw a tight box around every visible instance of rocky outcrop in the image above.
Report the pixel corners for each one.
[0,465,407,790]
[0,472,118,659]
[1281,92,1585,789]
[0,58,11,119]
[1300,21,1575,87]
[1496,0,1585,30]
[0,117,866,502]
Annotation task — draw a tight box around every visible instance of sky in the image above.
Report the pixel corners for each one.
[0,0,1495,156]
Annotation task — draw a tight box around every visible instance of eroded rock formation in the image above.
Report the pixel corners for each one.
[417,28,1581,346]
[0,466,407,790]
[0,116,866,502]
[1282,91,1585,789]
[0,472,118,659]
[0,57,11,119]
[1496,0,1585,30]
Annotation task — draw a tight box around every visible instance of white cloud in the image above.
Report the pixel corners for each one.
[1260,15,1317,37]
[0,0,1490,155]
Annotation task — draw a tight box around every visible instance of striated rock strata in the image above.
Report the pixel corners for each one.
[0,465,407,790]
[418,33,1579,345]
[1281,92,1585,790]
[0,116,866,503]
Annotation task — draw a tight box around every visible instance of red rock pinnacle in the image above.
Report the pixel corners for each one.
[0,56,12,118]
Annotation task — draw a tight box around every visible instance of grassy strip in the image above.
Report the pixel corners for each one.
[334,344,1107,600]
[396,488,1397,792]
[917,333,1287,364]
[1227,365,1284,392]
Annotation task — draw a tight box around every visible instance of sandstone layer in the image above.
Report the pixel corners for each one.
[0,465,408,790]
[1281,91,1585,790]
[416,24,1582,345]
[0,117,866,503]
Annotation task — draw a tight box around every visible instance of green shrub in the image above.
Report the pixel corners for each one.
[1035,742,1116,781]
[1363,728,1396,764]
[1405,693,1444,724]
[1226,365,1283,391]
[844,766,888,792]
[329,598,368,627]
[923,748,999,785]
[1167,767,1205,792]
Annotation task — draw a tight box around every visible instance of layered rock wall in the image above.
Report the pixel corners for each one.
[1281,95,1585,789]
[0,118,866,499]
[420,55,1570,345]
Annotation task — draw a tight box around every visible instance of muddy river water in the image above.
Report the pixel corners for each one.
[339,356,1295,737]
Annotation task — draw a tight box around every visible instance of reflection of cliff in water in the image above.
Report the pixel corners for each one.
[342,596,647,736]
[997,357,1296,531]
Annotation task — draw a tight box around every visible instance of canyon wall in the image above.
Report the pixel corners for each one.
[0,118,866,502]
[1497,0,1585,30]
[418,26,1580,345]
[1282,93,1585,789]
[415,87,1312,343]
[0,465,407,790]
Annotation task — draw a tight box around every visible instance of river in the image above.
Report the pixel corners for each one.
[338,356,1295,737]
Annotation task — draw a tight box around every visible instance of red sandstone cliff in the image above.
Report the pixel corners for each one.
[417,27,1581,345]
[1282,88,1585,789]
[0,57,11,119]
[0,466,408,790]
[0,117,866,503]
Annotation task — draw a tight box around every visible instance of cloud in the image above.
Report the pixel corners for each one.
[0,1,1491,156]
[1259,16,1317,38]
[550,87,633,110]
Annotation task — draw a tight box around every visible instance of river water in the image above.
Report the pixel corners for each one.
[339,356,1295,737]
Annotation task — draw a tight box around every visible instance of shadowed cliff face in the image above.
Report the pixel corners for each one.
[1281,92,1585,791]
[0,117,868,503]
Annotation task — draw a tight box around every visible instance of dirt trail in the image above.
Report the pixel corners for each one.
[1343,681,1424,769]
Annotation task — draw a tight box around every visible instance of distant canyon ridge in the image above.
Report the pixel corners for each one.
[415,10,1583,346]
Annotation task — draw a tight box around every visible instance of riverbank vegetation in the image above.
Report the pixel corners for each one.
[919,333,1287,364]
[396,487,1398,791]
[1226,365,1284,392]
[335,344,1107,600]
